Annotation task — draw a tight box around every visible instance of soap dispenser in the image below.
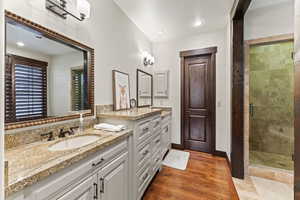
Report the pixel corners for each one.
[79,113,84,134]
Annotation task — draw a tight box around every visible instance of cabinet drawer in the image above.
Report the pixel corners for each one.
[161,115,171,126]
[152,133,161,151]
[137,141,151,171]
[151,150,162,174]
[95,140,128,169]
[162,123,169,133]
[152,117,161,131]
[136,120,151,144]
[137,164,151,195]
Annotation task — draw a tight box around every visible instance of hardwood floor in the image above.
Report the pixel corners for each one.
[143,151,239,200]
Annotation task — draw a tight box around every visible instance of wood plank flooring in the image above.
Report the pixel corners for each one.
[143,150,239,200]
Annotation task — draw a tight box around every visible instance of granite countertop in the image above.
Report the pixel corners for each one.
[5,128,132,197]
[97,108,163,120]
[161,110,172,117]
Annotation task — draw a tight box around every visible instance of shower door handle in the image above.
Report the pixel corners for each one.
[249,104,254,117]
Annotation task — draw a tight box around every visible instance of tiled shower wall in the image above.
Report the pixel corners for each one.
[249,41,294,157]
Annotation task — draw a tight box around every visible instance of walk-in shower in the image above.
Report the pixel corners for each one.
[249,40,294,171]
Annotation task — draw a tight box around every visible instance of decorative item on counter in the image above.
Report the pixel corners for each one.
[130,98,137,109]
[112,70,131,111]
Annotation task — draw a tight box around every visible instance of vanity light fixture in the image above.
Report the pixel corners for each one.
[16,42,25,47]
[77,0,91,20]
[142,51,155,66]
[46,0,90,21]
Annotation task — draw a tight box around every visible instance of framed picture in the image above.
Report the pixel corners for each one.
[112,70,131,111]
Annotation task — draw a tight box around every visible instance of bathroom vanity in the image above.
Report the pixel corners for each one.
[5,108,172,200]
[98,108,172,200]
[5,129,132,200]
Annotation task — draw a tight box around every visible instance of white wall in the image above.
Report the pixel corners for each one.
[49,51,84,116]
[6,44,51,63]
[245,2,294,40]
[0,0,4,198]
[3,0,153,109]
[153,28,231,155]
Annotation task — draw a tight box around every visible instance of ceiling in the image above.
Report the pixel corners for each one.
[6,23,79,56]
[114,0,235,42]
[249,0,294,10]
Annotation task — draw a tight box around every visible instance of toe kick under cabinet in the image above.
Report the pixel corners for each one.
[100,113,171,200]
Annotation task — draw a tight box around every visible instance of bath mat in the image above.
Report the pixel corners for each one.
[162,149,190,170]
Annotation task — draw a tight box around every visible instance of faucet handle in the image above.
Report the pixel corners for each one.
[59,128,66,138]
[70,126,79,135]
[41,132,54,141]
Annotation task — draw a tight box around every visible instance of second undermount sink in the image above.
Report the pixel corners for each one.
[48,135,101,151]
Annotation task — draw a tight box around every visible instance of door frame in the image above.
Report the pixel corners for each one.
[179,47,217,154]
[231,0,252,179]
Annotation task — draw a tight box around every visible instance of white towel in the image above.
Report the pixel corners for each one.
[94,123,126,132]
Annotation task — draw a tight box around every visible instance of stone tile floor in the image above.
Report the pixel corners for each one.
[233,176,293,200]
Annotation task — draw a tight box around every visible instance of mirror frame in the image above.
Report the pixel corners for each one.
[4,11,95,130]
[136,69,153,108]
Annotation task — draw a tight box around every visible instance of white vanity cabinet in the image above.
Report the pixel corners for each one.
[100,113,163,200]
[8,139,130,200]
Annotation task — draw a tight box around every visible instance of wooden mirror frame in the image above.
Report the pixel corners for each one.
[136,69,153,108]
[4,11,95,130]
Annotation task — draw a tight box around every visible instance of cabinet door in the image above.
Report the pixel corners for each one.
[57,175,97,200]
[154,71,169,98]
[98,153,129,200]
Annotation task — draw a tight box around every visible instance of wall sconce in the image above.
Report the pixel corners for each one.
[142,51,155,66]
[46,0,90,21]
[77,0,90,19]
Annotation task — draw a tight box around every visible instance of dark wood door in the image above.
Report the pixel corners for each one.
[182,53,215,153]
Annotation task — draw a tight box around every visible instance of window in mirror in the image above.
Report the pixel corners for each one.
[71,67,84,111]
[5,14,91,125]
[5,55,48,123]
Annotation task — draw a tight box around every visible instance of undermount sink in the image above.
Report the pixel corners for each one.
[48,135,101,151]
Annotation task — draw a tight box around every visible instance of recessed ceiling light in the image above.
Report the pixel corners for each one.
[194,20,203,27]
[16,42,25,47]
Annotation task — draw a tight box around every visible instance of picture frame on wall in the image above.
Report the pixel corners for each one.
[112,70,131,111]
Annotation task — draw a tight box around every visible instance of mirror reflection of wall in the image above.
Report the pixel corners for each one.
[5,18,89,123]
[137,69,153,107]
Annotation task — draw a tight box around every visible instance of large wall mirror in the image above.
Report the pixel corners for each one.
[4,11,94,130]
[137,69,153,107]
